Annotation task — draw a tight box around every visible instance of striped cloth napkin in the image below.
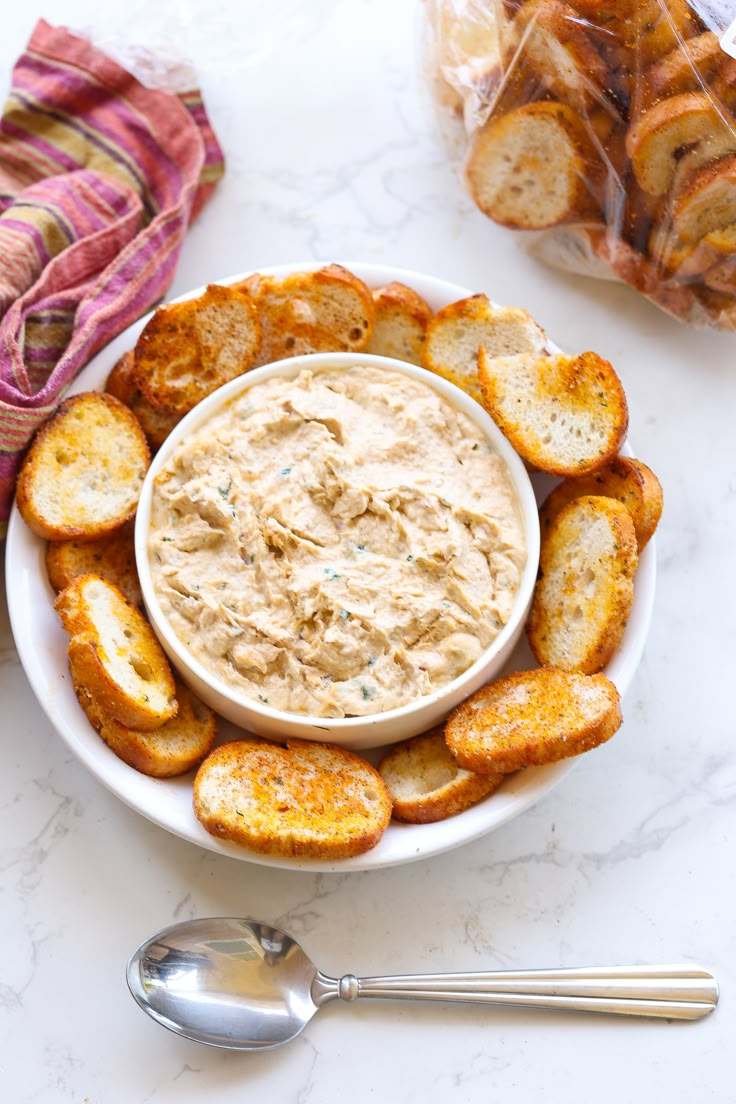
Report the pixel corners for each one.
[0,19,224,539]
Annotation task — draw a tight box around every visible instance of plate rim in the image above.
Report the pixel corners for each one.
[5,259,656,872]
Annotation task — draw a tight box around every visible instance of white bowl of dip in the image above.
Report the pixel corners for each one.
[135,351,540,750]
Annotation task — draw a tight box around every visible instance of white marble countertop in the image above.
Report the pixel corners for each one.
[2,2,734,1100]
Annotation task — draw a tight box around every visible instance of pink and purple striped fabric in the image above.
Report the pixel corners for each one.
[0,19,224,538]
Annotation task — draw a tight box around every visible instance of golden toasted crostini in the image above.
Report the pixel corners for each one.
[477,347,628,477]
[243,263,375,364]
[193,738,392,859]
[538,456,663,553]
[465,101,602,231]
[46,519,142,607]
[55,574,177,731]
[527,495,638,673]
[378,725,504,823]
[672,156,736,245]
[105,350,181,450]
[132,283,261,416]
[445,667,622,775]
[639,32,723,108]
[364,282,433,365]
[621,0,699,65]
[626,93,736,197]
[73,676,216,778]
[15,391,150,541]
[104,350,137,405]
[422,293,546,404]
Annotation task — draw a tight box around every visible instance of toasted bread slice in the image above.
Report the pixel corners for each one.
[74,675,216,777]
[670,129,736,204]
[624,0,700,64]
[466,101,601,230]
[193,738,392,859]
[626,93,736,197]
[243,264,375,365]
[422,293,546,404]
[445,667,622,774]
[478,347,628,476]
[511,0,609,111]
[132,284,261,415]
[55,573,177,731]
[46,519,142,607]
[640,32,723,108]
[539,456,663,553]
[364,282,433,365]
[105,350,138,405]
[377,725,504,823]
[527,495,638,673]
[106,350,181,449]
[15,391,150,541]
[672,156,736,245]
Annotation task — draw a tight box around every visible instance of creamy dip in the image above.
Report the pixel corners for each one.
[148,365,526,717]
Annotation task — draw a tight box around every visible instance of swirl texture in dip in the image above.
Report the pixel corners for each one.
[148,365,526,717]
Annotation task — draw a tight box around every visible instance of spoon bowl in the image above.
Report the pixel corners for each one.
[127,917,719,1050]
[127,918,320,1049]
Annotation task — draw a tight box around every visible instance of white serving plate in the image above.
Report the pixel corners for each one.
[5,262,656,872]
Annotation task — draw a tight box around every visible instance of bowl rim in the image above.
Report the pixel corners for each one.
[135,349,541,732]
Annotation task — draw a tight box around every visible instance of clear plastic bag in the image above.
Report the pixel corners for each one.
[422,0,736,328]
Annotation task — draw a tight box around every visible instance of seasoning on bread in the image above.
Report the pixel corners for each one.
[193,738,392,859]
[377,725,504,823]
[46,519,142,607]
[74,675,216,777]
[133,283,262,416]
[15,391,150,541]
[55,573,177,731]
[477,347,628,476]
[445,667,622,774]
[538,456,662,553]
[364,282,433,365]
[422,293,546,403]
[527,495,638,673]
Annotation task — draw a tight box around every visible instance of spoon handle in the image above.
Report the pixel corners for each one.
[320,964,718,1020]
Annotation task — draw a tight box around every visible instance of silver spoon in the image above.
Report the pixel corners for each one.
[126,917,718,1051]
